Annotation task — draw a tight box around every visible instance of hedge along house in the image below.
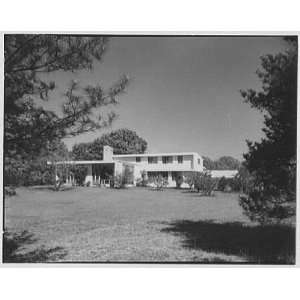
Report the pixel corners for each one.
[51,145,205,187]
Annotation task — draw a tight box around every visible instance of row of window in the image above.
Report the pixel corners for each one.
[136,155,183,164]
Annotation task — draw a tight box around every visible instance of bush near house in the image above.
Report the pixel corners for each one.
[194,173,219,196]
[184,172,199,190]
[70,165,88,186]
[216,166,254,193]
[149,175,168,191]
[185,172,218,196]
[174,173,184,189]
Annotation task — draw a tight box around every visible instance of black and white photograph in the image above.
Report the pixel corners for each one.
[2,34,297,264]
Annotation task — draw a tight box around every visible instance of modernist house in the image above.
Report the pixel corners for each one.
[54,145,238,187]
[54,145,204,187]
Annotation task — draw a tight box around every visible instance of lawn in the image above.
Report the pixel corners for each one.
[4,187,295,263]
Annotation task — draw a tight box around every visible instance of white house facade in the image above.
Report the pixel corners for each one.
[114,149,204,187]
[53,145,237,187]
[54,145,204,187]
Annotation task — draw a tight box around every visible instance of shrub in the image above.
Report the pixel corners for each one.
[217,176,228,191]
[174,174,184,189]
[184,172,198,190]
[150,175,168,191]
[70,165,88,186]
[5,186,16,196]
[113,174,126,189]
[185,172,218,196]
[217,177,236,192]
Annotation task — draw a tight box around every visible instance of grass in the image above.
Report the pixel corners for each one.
[4,186,295,263]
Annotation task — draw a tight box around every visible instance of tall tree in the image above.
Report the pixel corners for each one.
[239,37,297,223]
[72,128,147,160]
[4,35,129,184]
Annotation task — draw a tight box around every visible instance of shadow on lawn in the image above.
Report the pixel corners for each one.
[3,230,67,263]
[160,220,295,264]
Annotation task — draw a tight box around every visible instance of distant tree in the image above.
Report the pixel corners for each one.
[71,142,95,160]
[4,35,129,186]
[202,156,216,170]
[72,128,147,160]
[214,156,240,170]
[203,156,240,170]
[239,37,297,223]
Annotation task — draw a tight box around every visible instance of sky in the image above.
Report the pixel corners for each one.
[41,36,287,160]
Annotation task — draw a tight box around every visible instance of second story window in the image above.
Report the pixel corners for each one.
[136,157,141,163]
[177,156,183,164]
[162,156,173,164]
[148,156,158,164]
[198,158,201,165]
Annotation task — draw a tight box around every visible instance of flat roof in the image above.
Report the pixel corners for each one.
[48,160,136,165]
[113,152,200,158]
[48,160,115,165]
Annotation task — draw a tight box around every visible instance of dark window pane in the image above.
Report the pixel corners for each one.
[162,156,172,164]
[148,156,158,164]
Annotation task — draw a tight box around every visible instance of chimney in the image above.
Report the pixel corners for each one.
[103,145,113,161]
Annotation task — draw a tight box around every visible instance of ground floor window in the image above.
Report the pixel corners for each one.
[171,171,182,181]
[92,164,114,180]
[123,164,134,184]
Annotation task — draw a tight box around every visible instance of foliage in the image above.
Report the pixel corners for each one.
[185,172,218,196]
[239,189,295,224]
[216,165,254,193]
[217,176,231,191]
[139,170,148,187]
[149,175,168,191]
[70,165,88,186]
[184,172,199,189]
[112,174,125,189]
[203,156,240,170]
[72,128,147,160]
[4,35,129,187]
[136,171,149,187]
[194,172,219,196]
[3,230,67,263]
[174,173,184,188]
[234,164,254,194]
[5,186,17,196]
[4,139,69,187]
[239,37,297,222]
